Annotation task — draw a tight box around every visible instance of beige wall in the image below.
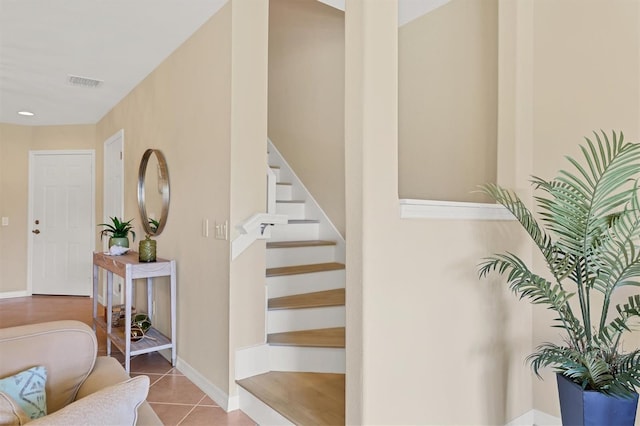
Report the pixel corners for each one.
[0,124,96,294]
[531,0,640,418]
[228,0,269,396]
[97,2,235,393]
[398,0,498,203]
[346,1,530,424]
[95,0,269,399]
[268,0,346,236]
[0,124,32,294]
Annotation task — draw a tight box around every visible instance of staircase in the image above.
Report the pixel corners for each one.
[236,141,346,425]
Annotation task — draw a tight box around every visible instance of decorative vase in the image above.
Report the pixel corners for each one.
[138,236,156,262]
[109,237,129,248]
[557,373,639,426]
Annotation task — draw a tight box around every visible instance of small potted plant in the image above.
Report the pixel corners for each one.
[98,217,136,249]
[479,131,640,425]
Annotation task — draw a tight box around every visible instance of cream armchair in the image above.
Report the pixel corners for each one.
[0,320,162,425]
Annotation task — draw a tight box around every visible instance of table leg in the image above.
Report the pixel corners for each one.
[147,278,153,323]
[170,261,177,367]
[125,274,133,374]
[92,264,98,331]
[106,271,113,356]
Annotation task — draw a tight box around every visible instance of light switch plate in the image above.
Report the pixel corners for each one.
[1,217,8,226]
[215,221,228,240]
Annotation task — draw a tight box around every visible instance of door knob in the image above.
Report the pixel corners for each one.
[32,229,40,234]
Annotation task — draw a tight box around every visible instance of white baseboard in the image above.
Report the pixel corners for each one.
[176,356,235,412]
[236,344,270,380]
[506,409,561,426]
[533,409,561,426]
[0,290,29,299]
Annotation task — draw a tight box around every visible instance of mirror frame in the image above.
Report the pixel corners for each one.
[137,149,170,236]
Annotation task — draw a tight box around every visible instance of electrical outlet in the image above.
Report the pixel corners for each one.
[215,221,228,240]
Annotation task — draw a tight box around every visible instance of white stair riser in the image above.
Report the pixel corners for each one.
[267,306,345,333]
[269,346,345,374]
[276,202,306,220]
[269,167,281,182]
[267,270,345,298]
[266,245,336,268]
[239,388,294,426]
[270,222,319,241]
[276,184,292,200]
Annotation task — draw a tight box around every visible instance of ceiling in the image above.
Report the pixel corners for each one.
[320,0,450,26]
[0,0,445,127]
[0,0,227,126]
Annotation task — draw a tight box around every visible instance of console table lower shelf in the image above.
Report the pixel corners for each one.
[94,318,173,357]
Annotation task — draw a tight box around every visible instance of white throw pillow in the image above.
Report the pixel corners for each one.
[28,375,149,426]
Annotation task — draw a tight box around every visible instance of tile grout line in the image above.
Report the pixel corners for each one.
[175,400,200,426]
[174,394,221,426]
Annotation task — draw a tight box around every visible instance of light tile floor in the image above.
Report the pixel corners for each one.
[0,295,256,426]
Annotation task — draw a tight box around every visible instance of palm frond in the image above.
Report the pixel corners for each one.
[600,295,640,346]
[478,184,574,282]
[478,183,550,252]
[548,131,640,259]
[610,350,640,398]
[479,254,581,344]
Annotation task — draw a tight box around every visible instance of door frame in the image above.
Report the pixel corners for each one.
[27,150,96,295]
[103,129,125,304]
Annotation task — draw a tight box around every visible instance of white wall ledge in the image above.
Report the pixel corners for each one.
[399,199,516,221]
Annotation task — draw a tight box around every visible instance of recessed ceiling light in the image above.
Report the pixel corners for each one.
[17,111,35,117]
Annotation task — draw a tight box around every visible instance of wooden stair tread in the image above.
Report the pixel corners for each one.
[276,199,305,204]
[266,262,345,277]
[268,327,345,348]
[267,240,336,249]
[237,371,345,426]
[269,289,345,310]
[287,219,319,224]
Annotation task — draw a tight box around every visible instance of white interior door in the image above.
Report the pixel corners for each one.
[29,151,95,295]
[104,130,124,303]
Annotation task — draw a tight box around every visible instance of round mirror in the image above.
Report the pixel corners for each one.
[137,149,170,236]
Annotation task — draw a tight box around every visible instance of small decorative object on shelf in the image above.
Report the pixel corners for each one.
[132,313,152,333]
[131,313,153,342]
[98,217,136,249]
[138,235,156,262]
[107,304,137,327]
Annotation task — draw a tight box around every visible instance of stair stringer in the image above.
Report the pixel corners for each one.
[267,138,345,263]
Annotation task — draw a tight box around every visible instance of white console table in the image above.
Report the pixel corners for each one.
[92,251,176,373]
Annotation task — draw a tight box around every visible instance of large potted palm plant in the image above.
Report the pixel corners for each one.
[479,131,640,425]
